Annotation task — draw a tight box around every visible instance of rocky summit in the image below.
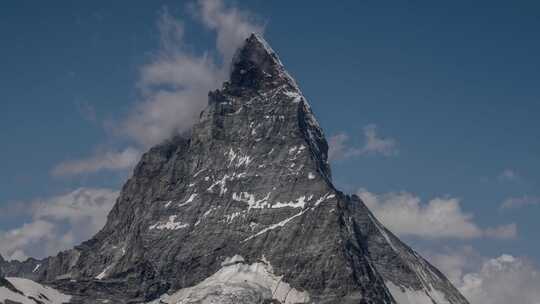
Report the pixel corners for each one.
[1,34,469,304]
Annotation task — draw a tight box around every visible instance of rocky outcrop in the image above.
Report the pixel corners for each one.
[2,34,469,304]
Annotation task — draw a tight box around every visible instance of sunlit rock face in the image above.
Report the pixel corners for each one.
[1,34,469,304]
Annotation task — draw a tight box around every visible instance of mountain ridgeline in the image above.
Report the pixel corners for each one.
[1,34,469,304]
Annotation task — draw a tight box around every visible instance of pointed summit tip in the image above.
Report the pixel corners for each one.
[228,33,290,93]
[245,32,276,55]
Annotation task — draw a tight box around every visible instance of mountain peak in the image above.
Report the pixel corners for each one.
[228,33,292,93]
[233,33,281,67]
[3,33,469,304]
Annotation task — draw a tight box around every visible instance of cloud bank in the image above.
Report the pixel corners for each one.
[427,247,540,304]
[0,188,118,261]
[459,254,540,304]
[358,189,517,239]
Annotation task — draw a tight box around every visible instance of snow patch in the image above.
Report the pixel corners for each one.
[226,148,252,168]
[224,211,242,223]
[288,146,298,155]
[95,264,113,280]
[232,193,330,210]
[147,255,309,304]
[202,207,216,218]
[232,192,271,209]
[186,194,197,203]
[243,193,337,241]
[193,168,205,177]
[314,193,334,207]
[179,194,197,207]
[0,277,71,304]
[243,209,309,242]
[150,215,189,230]
[284,91,302,103]
[271,196,308,209]
[207,174,230,195]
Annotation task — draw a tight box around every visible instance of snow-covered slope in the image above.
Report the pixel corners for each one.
[148,255,309,304]
[0,277,70,304]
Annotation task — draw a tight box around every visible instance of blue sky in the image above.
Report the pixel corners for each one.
[1,1,539,302]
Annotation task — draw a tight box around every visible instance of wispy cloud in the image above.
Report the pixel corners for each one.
[51,147,140,177]
[358,189,517,240]
[0,188,118,261]
[497,168,520,182]
[76,100,98,124]
[52,0,263,176]
[362,124,399,156]
[328,124,398,161]
[197,0,263,64]
[484,223,518,240]
[500,195,540,210]
[121,1,263,147]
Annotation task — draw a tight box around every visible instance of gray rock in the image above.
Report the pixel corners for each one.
[0,254,4,277]
[3,34,469,304]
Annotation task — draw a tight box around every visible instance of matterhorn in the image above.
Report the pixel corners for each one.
[1,34,469,304]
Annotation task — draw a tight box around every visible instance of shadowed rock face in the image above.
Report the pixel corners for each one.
[0,255,4,278]
[1,34,469,304]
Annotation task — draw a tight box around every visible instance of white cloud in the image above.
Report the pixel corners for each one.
[459,254,540,304]
[197,0,263,64]
[0,221,56,261]
[497,168,520,182]
[358,189,517,239]
[121,1,262,147]
[30,188,118,233]
[500,195,540,210]
[427,247,540,304]
[122,10,222,147]
[51,147,140,177]
[0,188,118,261]
[358,189,482,239]
[362,124,398,156]
[328,124,398,161]
[52,0,263,174]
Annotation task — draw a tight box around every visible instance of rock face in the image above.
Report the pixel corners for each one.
[1,34,469,304]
